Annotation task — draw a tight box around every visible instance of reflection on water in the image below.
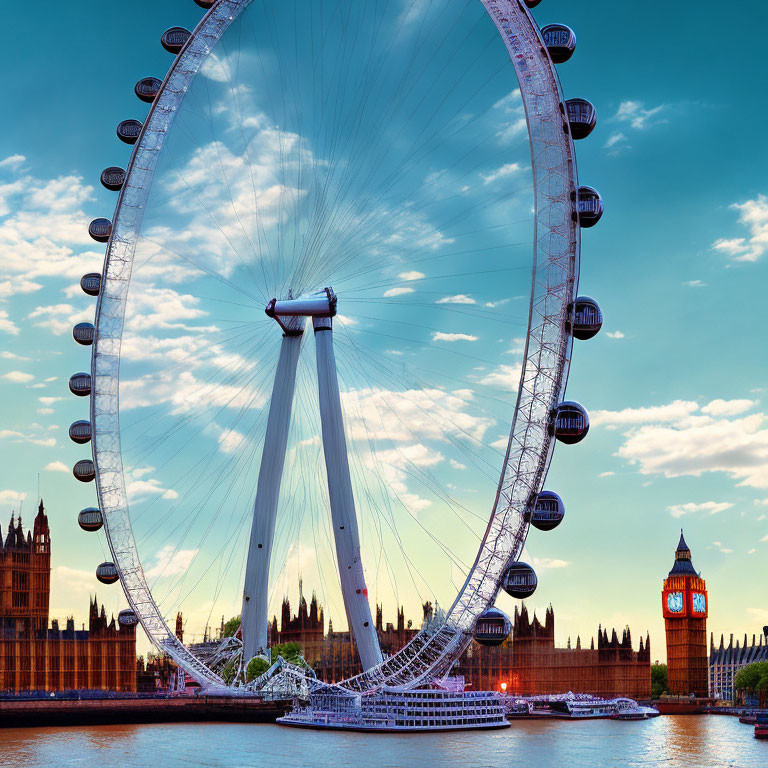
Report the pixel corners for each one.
[0,716,763,768]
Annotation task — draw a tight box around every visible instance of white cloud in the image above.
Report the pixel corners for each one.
[0,310,19,335]
[601,399,768,488]
[2,370,33,383]
[0,277,42,298]
[449,459,466,470]
[398,271,424,281]
[144,545,199,581]
[604,132,628,151]
[383,287,414,298]
[44,461,68,473]
[666,501,734,519]
[27,303,91,335]
[481,163,521,185]
[125,468,178,502]
[0,428,55,448]
[477,363,522,392]
[493,90,527,144]
[615,100,665,130]
[598,471,615,478]
[684,280,707,288]
[606,331,625,339]
[532,557,569,570]
[0,154,25,169]
[710,541,733,555]
[0,489,27,506]
[49,566,94,618]
[713,196,768,262]
[432,332,478,342]
[0,351,29,360]
[38,396,63,406]
[218,428,245,454]
[342,387,493,444]
[436,294,476,305]
[121,370,267,415]
[701,399,756,417]
[591,400,699,427]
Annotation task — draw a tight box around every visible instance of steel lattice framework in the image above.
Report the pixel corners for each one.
[88,0,581,694]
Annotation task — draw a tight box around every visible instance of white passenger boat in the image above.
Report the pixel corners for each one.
[278,687,511,732]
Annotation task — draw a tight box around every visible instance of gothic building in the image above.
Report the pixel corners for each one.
[455,605,650,699]
[0,501,136,693]
[268,592,650,698]
[662,530,708,697]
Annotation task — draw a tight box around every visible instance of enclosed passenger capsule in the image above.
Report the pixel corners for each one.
[73,322,95,346]
[552,401,590,444]
[474,608,511,647]
[81,273,102,297]
[73,459,95,483]
[572,296,603,340]
[69,420,92,445]
[529,490,565,531]
[100,166,126,192]
[161,27,192,54]
[96,562,119,585]
[541,24,576,64]
[578,186,604,228]
[565,98,597,140]
[524,0,543,7]
[88,218,112,243]
[194,0,216,8]
[78,507,103,532]
[502,562,538,599]
[116,119,142,145]
[118,609,139,628]
[135,77,162,103]
[69,372,91,397]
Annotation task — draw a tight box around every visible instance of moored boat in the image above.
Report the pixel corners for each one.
[279,687,511,732]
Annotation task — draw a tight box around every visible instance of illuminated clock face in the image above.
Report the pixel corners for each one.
[667,592,684,613]
[692,592,706,613]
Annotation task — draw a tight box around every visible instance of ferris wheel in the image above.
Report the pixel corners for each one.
[69,0,604,693]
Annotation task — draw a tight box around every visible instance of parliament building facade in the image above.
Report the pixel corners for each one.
[0,501,136,693]
[267,590,650,699]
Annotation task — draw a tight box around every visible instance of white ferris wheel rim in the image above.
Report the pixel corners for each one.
[89,0,581,692]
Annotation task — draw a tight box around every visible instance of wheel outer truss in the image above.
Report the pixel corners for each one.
[334,0,581,693]
[90,0,254,690]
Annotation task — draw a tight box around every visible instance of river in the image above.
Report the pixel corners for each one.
[0,716,762,767]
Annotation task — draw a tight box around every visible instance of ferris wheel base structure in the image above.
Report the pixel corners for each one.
[70,0,607,713]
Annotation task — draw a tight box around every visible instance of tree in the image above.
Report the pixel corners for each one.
[734,661,768,705]
[223,615,241,637]
[651,663,668,698]
[270,642,303,665]
[246,657,270,680]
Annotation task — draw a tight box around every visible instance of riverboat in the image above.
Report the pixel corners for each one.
[512,693,659,721]
[754,711,768,739]
[278,687,510,732]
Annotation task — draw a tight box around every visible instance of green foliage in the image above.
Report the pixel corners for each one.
[246,657,270,680]
[223,616,241,637]
[651,663,668,698]
[270,642,303,664]
[734,661,768,694]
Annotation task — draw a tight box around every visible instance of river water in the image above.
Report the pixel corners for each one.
[0,716,762,768]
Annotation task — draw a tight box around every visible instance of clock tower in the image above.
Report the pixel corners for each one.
[662,530,708,697]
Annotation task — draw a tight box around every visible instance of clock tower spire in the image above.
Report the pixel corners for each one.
[662,529,708,697]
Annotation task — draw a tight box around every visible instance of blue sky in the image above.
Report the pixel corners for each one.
[1,0,768,660]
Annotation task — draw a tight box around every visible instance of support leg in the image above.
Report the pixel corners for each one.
[313,316,383,670]
[241,326,304,660]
